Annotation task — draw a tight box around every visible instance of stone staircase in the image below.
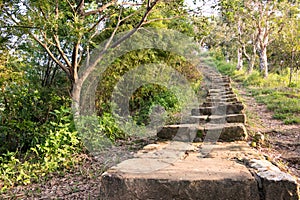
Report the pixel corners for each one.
[99,66,299,200]
[157,66,247,143]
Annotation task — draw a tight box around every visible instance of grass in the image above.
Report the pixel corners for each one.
[211,57,300,124]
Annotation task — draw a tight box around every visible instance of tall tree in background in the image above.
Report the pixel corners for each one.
[213,0,295,77]
[248,0,286,78]
[274,5,300,84]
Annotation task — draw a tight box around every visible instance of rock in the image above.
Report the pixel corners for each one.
[254,132,265,144]
[204,123,248,142]
[192,104,245,115]
[249,159,299,200]
[100,151,259,200]
[209,114,246,124]
[156,124,199,142]
[157,123,248,142]
[190,114,246,124]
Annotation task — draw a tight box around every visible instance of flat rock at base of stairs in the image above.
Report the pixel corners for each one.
[99,147,259,200]
[99,141,299,200]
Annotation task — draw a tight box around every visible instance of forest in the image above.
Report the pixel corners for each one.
[0,0,299,197]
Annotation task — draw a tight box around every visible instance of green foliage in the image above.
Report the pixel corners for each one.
[252,88,300,124]
[0,82,70,153]
[99,112,125,141]
[96,49,202,127]
[129,84,179,125]
[0,107,82,191]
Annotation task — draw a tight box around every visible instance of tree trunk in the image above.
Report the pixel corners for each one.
[236,47,243,70]
[258,48,268,78]
[289,50,295,85]
[71,80,82,118]
[248,56,255,74]
[289,67,293,85]
[248,43,256,74]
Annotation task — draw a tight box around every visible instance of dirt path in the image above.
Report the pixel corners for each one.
[236,83,300,178]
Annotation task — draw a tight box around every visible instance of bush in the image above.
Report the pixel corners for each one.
[0,84,70,154]
[242,71,262,86]
[0,106,82,191]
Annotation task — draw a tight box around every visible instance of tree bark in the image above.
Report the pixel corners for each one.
[236,47,243,70]
[249,42,256,73]
[258,48,268,78]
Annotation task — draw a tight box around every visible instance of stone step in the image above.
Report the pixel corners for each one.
[208,91,235,97]
[206,82,231,88]
[206,97,238,103]
[189,114,246,124]
[191,103,244,115]
[207,93,237,98]
[202,123,248,142]
[157,124,198,142]
[202,101,241,107]
[157,123,247,142]
[99,142,299,200]
[208,88,233,93]
[99,144,259,200]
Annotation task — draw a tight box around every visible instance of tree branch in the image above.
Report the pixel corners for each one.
[53,34,72,68]
[110,0,160,49]
[30,32,71,78]
[142,16,182,25]
[80,0,160,85]
[88,15,106,32]
[83,0,117,16]
[71,36,82,82]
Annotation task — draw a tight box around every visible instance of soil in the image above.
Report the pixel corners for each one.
[236,83,300,179]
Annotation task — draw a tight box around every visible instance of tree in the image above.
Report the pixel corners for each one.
[211,0,294,77]
[273,5,300,84]
[1,0,165,115]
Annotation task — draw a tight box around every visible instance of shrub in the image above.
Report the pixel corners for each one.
[0,107,82,191]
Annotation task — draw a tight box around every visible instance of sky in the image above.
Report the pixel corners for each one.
[184,0,219,16]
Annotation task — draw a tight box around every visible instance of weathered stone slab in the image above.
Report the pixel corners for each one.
[208,88,233,93]
[100,150,259,200]
[203,123,248,141]
[186,115,208,124]
[206,82,231,88]
[190,114,246,124]
[206,97,238,103]
[156,124,198,142]
[208,91,235,97]
[157,123,247,142]
[207,75,231,82]
[192,104,244,115]
[202,100,240,107]
[249,159,299,200]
